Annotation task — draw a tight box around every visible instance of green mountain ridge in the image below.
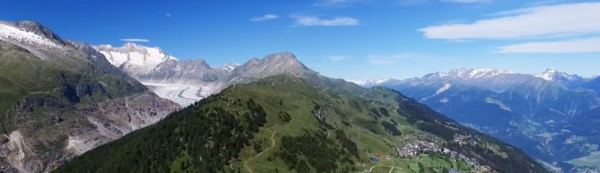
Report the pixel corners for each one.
[53,75,550,173]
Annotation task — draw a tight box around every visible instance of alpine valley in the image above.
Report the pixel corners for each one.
[0,20,551,173]
[348,68,600,172]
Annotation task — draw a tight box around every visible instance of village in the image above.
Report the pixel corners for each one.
[393,134,493,172]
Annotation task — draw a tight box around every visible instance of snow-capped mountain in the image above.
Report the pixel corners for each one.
[345,78,400,87]
[93,44,315,94]
[349,68,592,91]
[0,21,65,50]
[349,68,515,84]
[94,43,177,75]
[583,76,600,92]
[349,67,600,172]
[440,68,515,79]
[534,68,586,88]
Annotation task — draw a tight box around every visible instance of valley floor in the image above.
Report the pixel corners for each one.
[142,83,205,107]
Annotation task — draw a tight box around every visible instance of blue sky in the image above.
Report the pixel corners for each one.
[1,0,599,80]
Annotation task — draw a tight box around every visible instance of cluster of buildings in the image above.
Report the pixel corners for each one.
[396,141,441,158]
[395,139,492,172]
[452,134,478,146]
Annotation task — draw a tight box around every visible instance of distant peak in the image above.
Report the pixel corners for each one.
[122,42,140,48]
[95,44,112,48]
[534,68,583,82]
[249,58,260,62]
[264,52,298,59]
[180,59,210,68]
[440,68,514,79]
[212,62,240,72]
[223,63,241,67]
[94,42,162,52]
[229,62,241,65]
[345,78,398,86]
[544,68,557,73]
[264,52,303,63]
[262,52,308,70]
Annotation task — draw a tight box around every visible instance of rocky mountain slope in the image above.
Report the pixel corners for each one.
[0,21,179,173]
[348,68,600,172]
[53,75,549,173]
[582,76,600,93]
[93,44,317,96]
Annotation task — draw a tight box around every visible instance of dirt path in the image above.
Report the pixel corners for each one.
[388,160,395,173]
[244,128,277,173]
[367,165,384,172]
[355,159,401,173]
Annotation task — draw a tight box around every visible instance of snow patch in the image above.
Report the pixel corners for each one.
[344,78,394,87]
[345,79,367,86]
[0,23,60,48]
[106,51,129,67]
[440,97,449,103]
[435,83,452,95]
[485,97,512,112]
[467,68,514,78]
[535,69,555,81]
[127,51,145,66]
[146,47,165,62]
[422,83,452,101]
[376,78,391,84]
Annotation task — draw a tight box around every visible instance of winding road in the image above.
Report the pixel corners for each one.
[142,83,204,107]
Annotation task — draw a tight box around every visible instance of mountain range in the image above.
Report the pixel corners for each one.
[0,21,180,173]
[94,44,316,96]
[348,68,600,172]
[0,20,550,173]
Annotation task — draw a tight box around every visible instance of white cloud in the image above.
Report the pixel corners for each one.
[367,53,422,65]
[119,39,149,42]
[496,37,600,53]
[250,14,278,21]
[526,0,566,6]
[166,13,171,17]
[327,55,350,62]
[291,14,359,26]
[441,0,490,3]
[418,2,600,40]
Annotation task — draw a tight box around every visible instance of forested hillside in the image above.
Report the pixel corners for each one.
[53,75,549,173]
